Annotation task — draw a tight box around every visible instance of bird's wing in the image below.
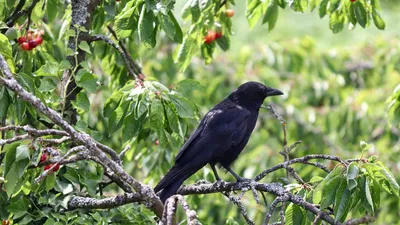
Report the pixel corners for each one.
[174,103,250,164]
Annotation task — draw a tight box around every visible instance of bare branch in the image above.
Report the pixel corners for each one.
[263,195,289,225]
[67,193,143,211]
[0,134,29,146]
[5,0,40,27]
[224,192,255,225]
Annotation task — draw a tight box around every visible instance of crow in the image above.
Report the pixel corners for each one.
[154,81,283,203]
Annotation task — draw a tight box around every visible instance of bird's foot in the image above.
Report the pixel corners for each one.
[233,177,254,190]
[214,179,228,188]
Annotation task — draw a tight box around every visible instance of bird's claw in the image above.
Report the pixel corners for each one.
[233,177,254,189]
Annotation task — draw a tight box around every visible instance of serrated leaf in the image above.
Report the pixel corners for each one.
[122,112,143,143]
[313,166,343,204]
[0,33,12,59]
[150,98,165,128]
[165,103,182,137]
[109,101,130,134]
[78,41,91,54]
[47,0,58,23]
[354,2,367,28]
[169,93,197,119]
[246,0,264,29]
[159,11,183,43]
[115,0,138,39]
[39,78,57,92]
[4,163,18,197]
[329,0,340,13]
[175,36,196,72]
[138,4,157,48]
[364,177,374,213]
[329,11,344,33]
[285,203,304,225]
[176,79,205,96]
[372,8,385,30]
[320,175,341,209]
[334,179,351,222]
[377,162,399,197]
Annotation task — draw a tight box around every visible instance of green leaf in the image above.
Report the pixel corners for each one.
[320,175,341,209]
[38,78,57,92]
[0,33,12,59]
[165,103,182,137]
[309,0,321,11]
[346,162,359,190]
[34,61,60,77]
[149,98,165,128]
[334,179,351,222]
[115,1,138,38]
[329,11,344,33]
[55,180,74,195]
[159,11,183,43]
[78,41,91,54]
[354,2,367,28]
[377,162,400,197]
[104,92,124,118]
[15,145,30,162]
[0,86,10,119]
[319,0,329,18]
[262,0,279,31]
[168,93,197,119]
[313,166,343,204]
[122,112,143,143]
[246,0,264,29]
[372,8,385,30]
[7,197,29,219]
[285,203,304,225]
[328,0,340,13]
[76,69,98,93]
[4,163,19,197]
[74,92,90,112]
[364,177,374,213]
[190,0,201,23]
[47,0,58,23]
[176,79,205,96]
[4,142,18,175]
[46,173,56,191]
[175,35,196,72]
[216,35,230,51]
[109,101,130,134]
[138,4,157,48]
[290,0,308,12]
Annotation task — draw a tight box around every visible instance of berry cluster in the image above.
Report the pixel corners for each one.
[18,31,43,51]
[39,152,60,172]
[204,9,234,44]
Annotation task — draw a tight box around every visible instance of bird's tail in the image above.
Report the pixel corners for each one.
[154,164,196,203]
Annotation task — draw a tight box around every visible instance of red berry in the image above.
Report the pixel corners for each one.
[225,9,235,18]
[216,32,223,39]
[21,42,32,51]
[204,31,217,44]
[40,154,47,162]
[52,164,60,172]
[17,37,26,44]
[44,164,52,171]
[155,140,159,146]
[35,36,43,45]
[28,40,39,49]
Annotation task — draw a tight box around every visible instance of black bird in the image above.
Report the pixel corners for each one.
[154,81,283,203]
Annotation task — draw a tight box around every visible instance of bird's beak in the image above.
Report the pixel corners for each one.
[266,88,284,96]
